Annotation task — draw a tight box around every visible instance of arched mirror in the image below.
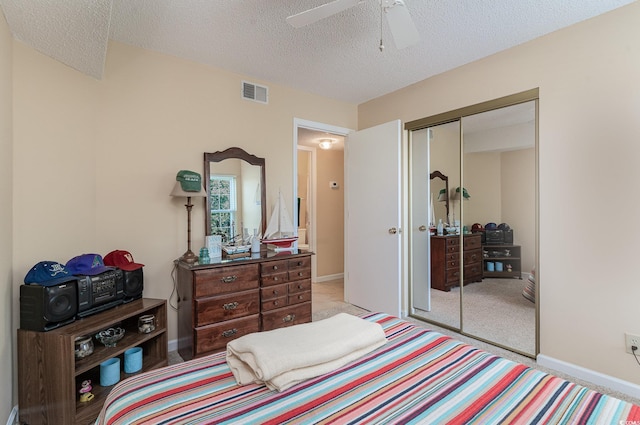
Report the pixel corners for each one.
[204,148,266,241]
[430,171,449,227]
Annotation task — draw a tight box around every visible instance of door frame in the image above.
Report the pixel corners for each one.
[292,118,352,283]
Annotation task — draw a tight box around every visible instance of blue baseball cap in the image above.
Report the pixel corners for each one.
[66,253,114,276]
[24,261,78,286]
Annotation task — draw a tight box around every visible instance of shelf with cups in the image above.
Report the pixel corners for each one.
[18,298,167,425]
[482,244,522,279]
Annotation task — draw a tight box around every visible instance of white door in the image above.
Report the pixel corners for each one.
[345,120,402,317]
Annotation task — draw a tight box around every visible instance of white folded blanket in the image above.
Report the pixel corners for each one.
[226,313,387,392]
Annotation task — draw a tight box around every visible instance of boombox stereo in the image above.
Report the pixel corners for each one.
[76,269,124,318]
[20,282,77,331]
[485,229,514,245]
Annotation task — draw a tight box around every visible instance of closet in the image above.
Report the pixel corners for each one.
[407,89,538,357]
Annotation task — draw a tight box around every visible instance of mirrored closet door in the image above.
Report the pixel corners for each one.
[408,90,539,357]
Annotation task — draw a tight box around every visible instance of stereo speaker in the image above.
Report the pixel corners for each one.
[504,229,514,244]
[122,268,144,303]
[20,282,77,331]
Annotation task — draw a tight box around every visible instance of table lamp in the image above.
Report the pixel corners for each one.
[170,171,206,264]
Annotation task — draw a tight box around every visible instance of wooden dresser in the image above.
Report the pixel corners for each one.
[430,234,483,291]
[177,250,312,360]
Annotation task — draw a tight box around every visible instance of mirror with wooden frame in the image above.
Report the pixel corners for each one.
[430,170,449,225]
[204,148,266,242]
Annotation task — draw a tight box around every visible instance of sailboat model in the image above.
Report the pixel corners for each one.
[261,191,298,251]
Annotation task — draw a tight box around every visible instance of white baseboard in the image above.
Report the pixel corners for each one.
[168,338,178,352]
[537,354,640,399]
[314,273,344,283]
[6,405,17,425]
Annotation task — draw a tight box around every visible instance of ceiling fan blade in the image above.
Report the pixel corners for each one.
[384,1,420,49]
[286,0,361,28]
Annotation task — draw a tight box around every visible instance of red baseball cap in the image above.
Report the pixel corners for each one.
[104,250,144,271]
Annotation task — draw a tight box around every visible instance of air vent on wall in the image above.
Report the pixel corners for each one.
[242,81,268,104]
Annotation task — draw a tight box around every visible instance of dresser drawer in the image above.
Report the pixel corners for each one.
[289,267,311,281]
[445,237,459,247]
[445,244,459,254]
[261,302,312,331]
[261,296,288,311]
[260,283,288,300]
[288,291,311,305]
[261,271,289,286]
[288,257,311,271]
[288,279,311,294]
[194,264,259,298]
[464,235,482,251]
[195,290,259,326]
[261,259,289,276]
[464,249,482,265]
[195,314,259,354]
[464,264,483,280]
[446,268,461,283]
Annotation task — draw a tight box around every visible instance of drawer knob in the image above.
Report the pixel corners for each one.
[273,276,279,281]
[298,295,303,300]
[298,272,303,276]
[272,290,279,295]
[297,261,303,266]
[273,300,279,306]
[223,302,239,310]
[298,284,303,289]
[222,328,238,338]
[220,275,238,283]
[283,313,296,322]
[272,265,278,270]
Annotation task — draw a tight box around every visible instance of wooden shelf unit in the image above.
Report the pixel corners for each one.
[482,244,522,279]
[18,298,168,425]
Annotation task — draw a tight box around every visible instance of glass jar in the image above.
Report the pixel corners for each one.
[138,314,156,334]
[74,335,94,359]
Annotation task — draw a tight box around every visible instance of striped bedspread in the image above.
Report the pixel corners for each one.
[96,313,640,424]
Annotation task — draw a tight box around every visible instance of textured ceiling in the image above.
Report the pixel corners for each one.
[0,0,636,103]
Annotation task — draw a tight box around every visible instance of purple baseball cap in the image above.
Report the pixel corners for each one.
[66,253,114,276]
[24,261,78,286]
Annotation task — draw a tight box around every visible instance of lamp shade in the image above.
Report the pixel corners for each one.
[170,181,206,197]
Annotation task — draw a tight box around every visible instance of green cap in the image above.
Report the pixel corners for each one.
[176,170,202,192]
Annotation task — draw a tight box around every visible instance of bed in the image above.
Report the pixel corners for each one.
[96,313,639,424]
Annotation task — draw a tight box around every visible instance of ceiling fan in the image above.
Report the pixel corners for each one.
[286,0,420,50]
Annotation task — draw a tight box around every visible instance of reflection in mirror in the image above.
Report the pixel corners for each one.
[461,101,536,355]
[204,148,266,241]
[408,91,538,357]
[430,171,449,227]
[409,121,461,330]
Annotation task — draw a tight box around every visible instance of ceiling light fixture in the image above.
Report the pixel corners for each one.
[318,138,337,150]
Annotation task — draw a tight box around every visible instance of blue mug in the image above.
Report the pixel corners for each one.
[100,357,120,386]
[486,262,495,272]
[124,347,143,373]
[495,262,503,272]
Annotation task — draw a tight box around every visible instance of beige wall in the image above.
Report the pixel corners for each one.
[359,3,640,385]
[11,39,357,357]
[316,148,344,277]
[0,8,13,418]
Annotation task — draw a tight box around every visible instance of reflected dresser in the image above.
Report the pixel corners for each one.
[430,234,483,291]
